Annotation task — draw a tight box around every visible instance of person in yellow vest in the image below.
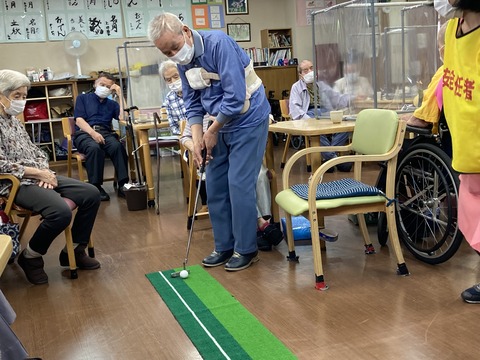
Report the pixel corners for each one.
[403,21,448,135]
[438,0,480,303]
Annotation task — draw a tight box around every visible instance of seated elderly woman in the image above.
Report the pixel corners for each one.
[0,69,101,285]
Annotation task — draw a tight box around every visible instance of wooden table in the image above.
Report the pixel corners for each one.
[122,120,171,206]
[353,98,414,111]
[266,118,356,171]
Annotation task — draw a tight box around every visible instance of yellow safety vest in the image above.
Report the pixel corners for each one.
[443,19,480,173]
[413,66,443,135]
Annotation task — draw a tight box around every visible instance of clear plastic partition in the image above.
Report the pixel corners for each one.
[117,41,168,122]
[311,1,437,116]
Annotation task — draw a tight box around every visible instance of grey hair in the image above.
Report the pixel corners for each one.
[0,69,30,96]
[148,12,184,43]
[159,60,178,77]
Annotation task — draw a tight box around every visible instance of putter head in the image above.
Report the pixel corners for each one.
[170,271,181,278]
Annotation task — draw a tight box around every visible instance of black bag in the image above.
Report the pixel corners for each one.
[0,210,20,261]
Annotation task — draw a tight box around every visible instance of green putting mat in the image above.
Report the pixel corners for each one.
[146,265,296,360]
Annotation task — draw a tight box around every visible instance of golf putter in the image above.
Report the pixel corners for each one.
[171,148,208,278]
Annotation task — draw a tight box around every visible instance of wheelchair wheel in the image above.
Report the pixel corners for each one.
[394,143,463,264]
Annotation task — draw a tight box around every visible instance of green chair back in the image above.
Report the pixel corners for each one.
[351,109,399,155]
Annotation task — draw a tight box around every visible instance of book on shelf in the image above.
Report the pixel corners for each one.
[243,47,269,66]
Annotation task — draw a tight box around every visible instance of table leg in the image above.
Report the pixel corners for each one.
[137,129,155,204]
[125,129,137,183]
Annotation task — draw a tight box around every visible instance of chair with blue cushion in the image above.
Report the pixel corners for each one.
[275,109,409,290]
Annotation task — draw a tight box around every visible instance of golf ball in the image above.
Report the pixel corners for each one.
[180,270,189,279]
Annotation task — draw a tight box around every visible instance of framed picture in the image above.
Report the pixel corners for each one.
[225,0,249,15]
[227,23,251,42]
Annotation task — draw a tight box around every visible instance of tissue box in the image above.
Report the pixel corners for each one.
[280,216,312,246]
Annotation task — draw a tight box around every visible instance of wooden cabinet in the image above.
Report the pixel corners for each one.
[260,28,293,66]
[23,80,79,163]
[255,66,298,100]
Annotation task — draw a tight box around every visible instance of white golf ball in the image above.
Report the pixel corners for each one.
[180,270,189,279]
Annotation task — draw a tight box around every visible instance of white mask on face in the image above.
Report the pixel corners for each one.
[168,78,183,92]
[169,32,195,65]
[434,0,461,19]
[95,85,112,99]
[1,97,26,116]
[302,71,314,84]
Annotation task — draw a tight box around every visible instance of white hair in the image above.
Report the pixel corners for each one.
[148,12,184,43]
[0,69,30,96]
[159,60,178,77]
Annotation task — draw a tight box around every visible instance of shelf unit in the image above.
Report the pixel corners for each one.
[23,80,79,163]
[260,28,293,66]
[255,66,298,100]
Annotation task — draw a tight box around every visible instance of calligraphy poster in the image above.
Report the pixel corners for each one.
[0,1,46,42]
[124,0,192,38]
[46,0,123,40]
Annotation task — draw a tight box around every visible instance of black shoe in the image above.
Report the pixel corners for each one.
[95,185,110,201]
[336,162,353,172]
[117,187,126,198]
[202,249,234,267]
[257,230,272,251]
[262,223,284,246]
[461,283,480,304]
[17,250,48,285]
[224,251,259,271]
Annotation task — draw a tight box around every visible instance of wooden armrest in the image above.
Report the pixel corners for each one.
[0,174,21,215]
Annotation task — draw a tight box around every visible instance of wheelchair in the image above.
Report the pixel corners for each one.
[376,113,463,264]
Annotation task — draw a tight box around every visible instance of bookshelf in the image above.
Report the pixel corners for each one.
[23,80,79,163]
[260,28,293,66]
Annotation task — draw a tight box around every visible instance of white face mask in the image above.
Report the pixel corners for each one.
[95,85,112,99]
[169,32,195,65]
[1,97,26,116]
[434,0,461,19]
[168,78,183,92]
[302,71,314,84]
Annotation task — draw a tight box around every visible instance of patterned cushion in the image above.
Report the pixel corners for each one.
[290,178,382,200]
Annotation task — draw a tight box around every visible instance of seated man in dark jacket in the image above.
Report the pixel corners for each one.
[73,72,129,201]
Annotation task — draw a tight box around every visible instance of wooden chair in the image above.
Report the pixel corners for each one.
[275,109,409,290]
[178,121,209,230]
[61,117,116,186]
[279,99,311,172]
[0,174,94,279]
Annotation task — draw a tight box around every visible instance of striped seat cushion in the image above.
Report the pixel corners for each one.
[291,178,382,200]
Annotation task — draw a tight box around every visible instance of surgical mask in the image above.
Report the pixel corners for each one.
[168,78,183,92]
[302,71,314,84]
[1,97,26,116]
[434,0,461,19]
[95,85,112,99]
[346,72,359,83]
[169,32,195,65]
